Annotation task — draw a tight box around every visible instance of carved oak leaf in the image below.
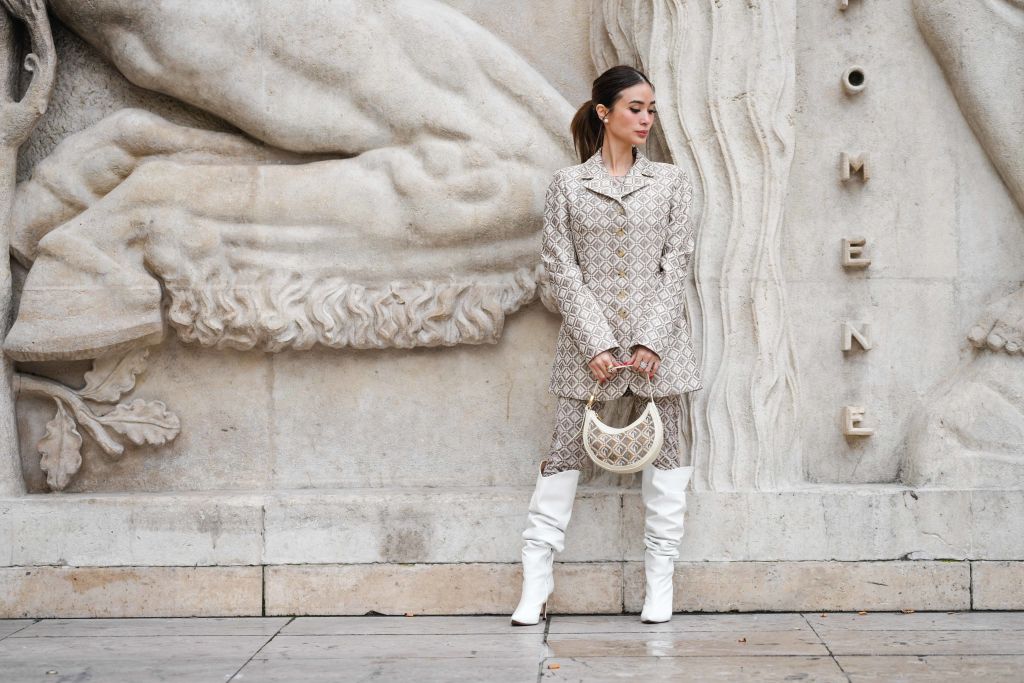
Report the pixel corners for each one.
[95,399,180,447]
[79,348,149,403]
[38,399,83,491]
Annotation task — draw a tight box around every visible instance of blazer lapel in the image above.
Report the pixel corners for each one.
[580,147,655,202]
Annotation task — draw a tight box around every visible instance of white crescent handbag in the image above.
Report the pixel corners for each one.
[582,372,664,474]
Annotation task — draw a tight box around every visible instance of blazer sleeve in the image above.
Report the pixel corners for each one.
[541,172,621,362]
[632,168,696,358]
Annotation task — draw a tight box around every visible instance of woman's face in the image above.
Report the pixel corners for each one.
[600,82,656,147]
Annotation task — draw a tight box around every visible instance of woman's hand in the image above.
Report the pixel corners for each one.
[588,350,621,384]
[627,345,660,378]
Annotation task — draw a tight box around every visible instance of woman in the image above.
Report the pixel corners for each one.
[511,66,703,626]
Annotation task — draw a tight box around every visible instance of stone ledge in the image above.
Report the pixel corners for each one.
[972,562,1024,610]
[6,560,1020,617]
[262,488,623,565]
[0,566,262,618]
[264,562,624,616]
[624,561,971,612]
[0,487,1021,567]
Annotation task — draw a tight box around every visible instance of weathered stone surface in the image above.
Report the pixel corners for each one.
[836,655,1024,682]
[1,489,1022,573]
[541,656,847,682]
[0,558,1000,617]
[53,341,272,494]
[0,566,262,618]
[623,561,971,612]
[0,620,32,639]
[0,634,272,660]
[0,493,264,567]
[899,0,1024,488]
[4,613,1024,683]
[970,494,1024,559]
[545,631,828,657]
[973,561,1024,610]
[239,657,542,683]
[0,0,55,502]
[624,488,988,562]
[825,629,1024,656]
[281,615,543,636]
[264,562,622,616]
[268,302,561,491]
[0,635,269,682]
[806,610,1024,631]
[13,617,289,637]
[262,486,623,564]
[255,633,545,660]
[547,613,811,634]
[786,280,959,484]
[0,658,252,683]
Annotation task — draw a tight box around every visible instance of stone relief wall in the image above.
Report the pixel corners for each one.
[788,0,1024,488]
[14,348,179,490]
[2,0,579,490]
[6,0,573,364]
[899,0,1024,487]
[1,0,54,496]
[1,0,1023,494]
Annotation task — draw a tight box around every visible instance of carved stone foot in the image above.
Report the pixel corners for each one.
[4,254,163,361]
[902,351,1024,488]
[967,285,1024,354]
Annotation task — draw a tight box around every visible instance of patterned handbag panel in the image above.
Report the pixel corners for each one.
[583,402,664,472]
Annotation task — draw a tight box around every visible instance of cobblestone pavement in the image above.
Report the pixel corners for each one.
[2,612,1024,681]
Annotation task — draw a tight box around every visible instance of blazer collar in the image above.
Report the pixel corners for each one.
[579,146,655,201]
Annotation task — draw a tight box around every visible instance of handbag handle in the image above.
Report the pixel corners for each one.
[586,365,654,410]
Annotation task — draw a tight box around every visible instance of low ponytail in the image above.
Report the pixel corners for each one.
[570,99,604,164]
[570,66,655,163]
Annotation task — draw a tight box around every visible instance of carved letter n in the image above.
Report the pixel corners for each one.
[842,321,873,351]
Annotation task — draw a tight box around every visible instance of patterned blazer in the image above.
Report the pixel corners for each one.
[542,147,703,400]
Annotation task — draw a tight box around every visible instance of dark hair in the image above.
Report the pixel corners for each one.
[570,65,655,163]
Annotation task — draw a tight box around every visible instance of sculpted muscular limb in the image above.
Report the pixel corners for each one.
[47,0,572,164]
[7,2,577,359]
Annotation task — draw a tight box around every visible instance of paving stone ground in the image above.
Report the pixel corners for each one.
[1,612,1023,682]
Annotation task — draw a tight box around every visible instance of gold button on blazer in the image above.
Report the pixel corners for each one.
[541,147,703,400]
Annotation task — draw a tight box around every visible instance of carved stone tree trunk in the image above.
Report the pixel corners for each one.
[0,0,54,496]
[592,0,800,490]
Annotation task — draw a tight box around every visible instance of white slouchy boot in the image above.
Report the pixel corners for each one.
[639,465,693,624]
[510,462,580,626]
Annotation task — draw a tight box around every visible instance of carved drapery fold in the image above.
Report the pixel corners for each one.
[591,0,801,490]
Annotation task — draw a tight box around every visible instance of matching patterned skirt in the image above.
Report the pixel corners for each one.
[540,388,685,477]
